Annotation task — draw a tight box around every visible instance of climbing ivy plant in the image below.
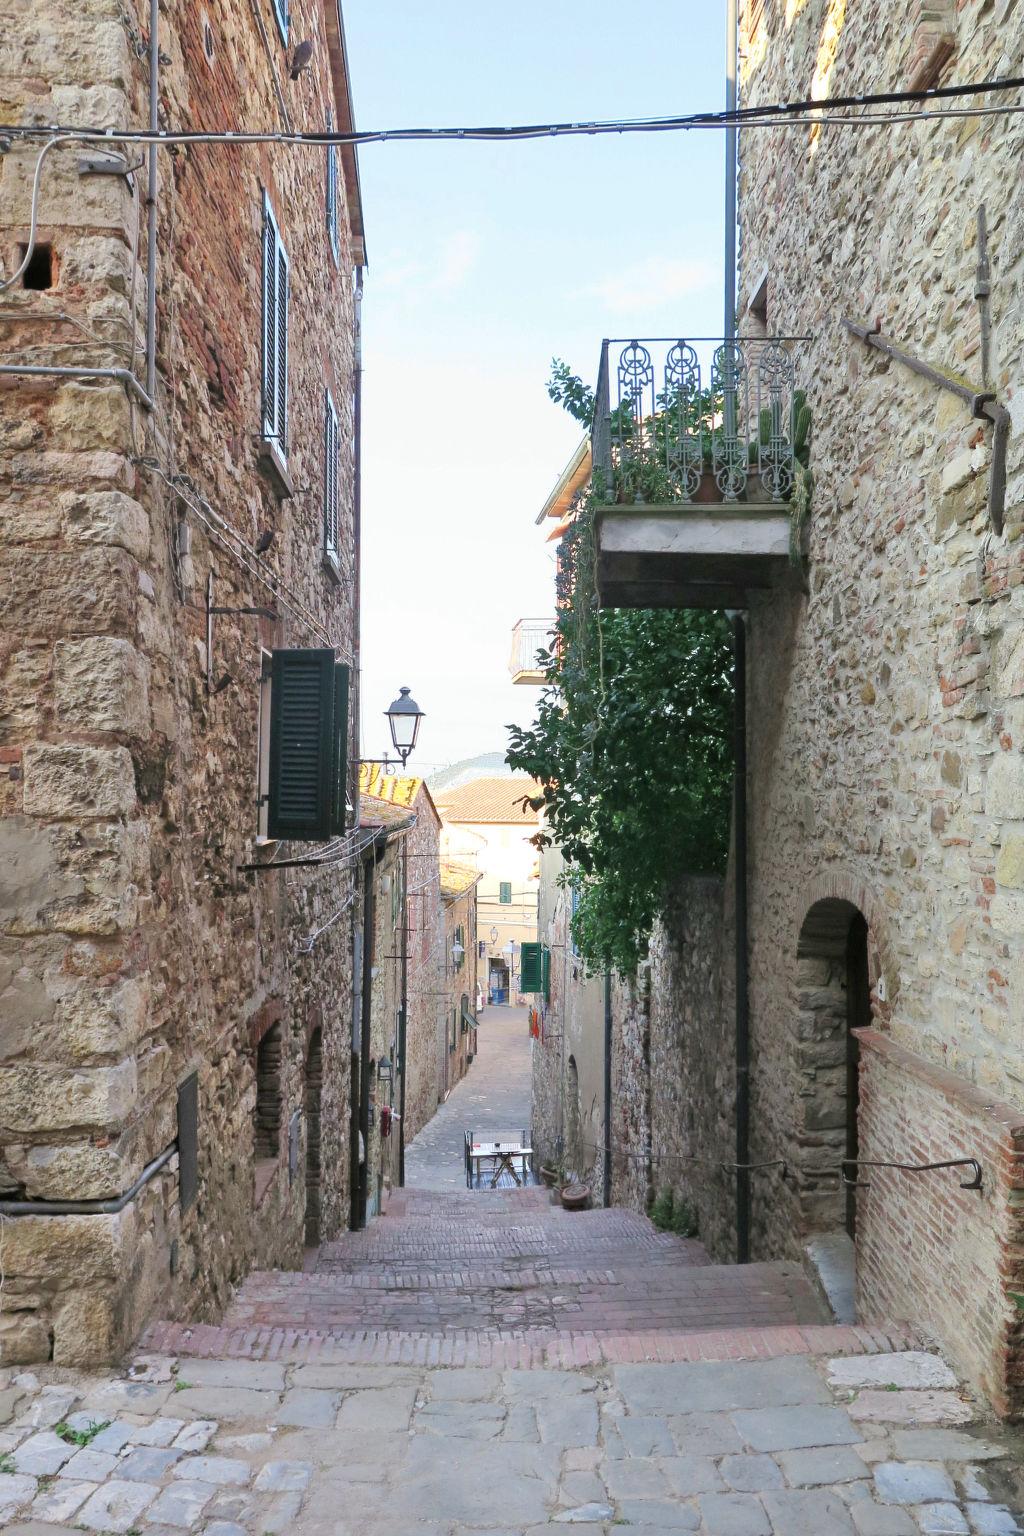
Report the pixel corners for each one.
[506,363,735,976]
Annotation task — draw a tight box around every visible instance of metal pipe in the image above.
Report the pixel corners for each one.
[976,204,991,388]
[0,1144,175,1217]
[733,613,750,1264]
[603,970,613,1208]
[145,0,159,404]
[724,0,738,341]
[398,836,408,1187]
[844,317,1009,534]
[0,363,154,411]
[357,852,374,1229]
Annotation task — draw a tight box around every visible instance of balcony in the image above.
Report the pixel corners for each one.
[509,617,555,685]
[592,337,809,609]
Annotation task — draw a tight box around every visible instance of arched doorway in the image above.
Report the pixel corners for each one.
[305,1028,323,1247]
[795,899,871,1239]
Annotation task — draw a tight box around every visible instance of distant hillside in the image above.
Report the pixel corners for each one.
[428,752,514,795]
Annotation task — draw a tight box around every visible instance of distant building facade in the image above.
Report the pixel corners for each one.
[434,776,541,1005]
[441,861,481,1094]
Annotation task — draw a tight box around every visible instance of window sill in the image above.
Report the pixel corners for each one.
[257,439,295,500]
[322,550,344,585]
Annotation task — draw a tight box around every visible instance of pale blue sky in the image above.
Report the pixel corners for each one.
[346,1,728,773]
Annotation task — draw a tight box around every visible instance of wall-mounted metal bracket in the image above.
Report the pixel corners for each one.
[78,154,135,178]
[840,1156,983,1191]
[843,316,1009,536]
[205,571,279,693]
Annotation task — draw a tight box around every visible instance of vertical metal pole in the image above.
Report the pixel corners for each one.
[398,837,408,1187]
[724,0,738,342]
[603,971,613,1208]
[975,205,991,389]
[358,855,374,1230]
[733,614,750,1263]
[145,0,159,402]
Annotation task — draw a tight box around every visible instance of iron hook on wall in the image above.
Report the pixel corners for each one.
[840,1157,983,1192]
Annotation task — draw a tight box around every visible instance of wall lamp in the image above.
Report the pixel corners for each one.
[360,686,426,771]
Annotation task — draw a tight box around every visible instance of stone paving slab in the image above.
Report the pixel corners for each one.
[0,1345,1021,1535]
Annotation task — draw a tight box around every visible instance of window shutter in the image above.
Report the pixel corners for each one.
[276,240,289,455]
[262,200,278,442]
[326,111,339,260]
[499,881,512,904]
[324,389,339,556]
[262,196,289,456]
[520,941,543,993]
[272,0,288,43]
[542,944,551,1001]
[268,648,336,841]
[330,662,350,836]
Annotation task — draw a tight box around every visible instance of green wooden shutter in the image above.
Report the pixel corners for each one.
[499,881,512,904]
[330,662,350,836]
[262,198,278,441]
[542,945,551,1001]
[520,941,542,993]
[268,648,335,841]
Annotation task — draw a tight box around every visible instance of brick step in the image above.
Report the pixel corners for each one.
[241,1260,805,1293]
[140,1318,922,1368]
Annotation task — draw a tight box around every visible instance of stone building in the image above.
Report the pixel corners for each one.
[440,859,481,1093]
[539,0,1024,1416]
[434,776,541,1004]
[358,766,447,1141]
[0,0,364,1362]
[354,799,410,1225]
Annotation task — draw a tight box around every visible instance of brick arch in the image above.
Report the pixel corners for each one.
[795,871,898,1019]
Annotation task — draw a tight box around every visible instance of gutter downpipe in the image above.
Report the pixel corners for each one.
[145,0,159,405]
[724,0,738,341]
[0,364,154,413]
[0,1143,175,1217]
[603,971,613,1208]
[358,850,374,1229]
[399,835,408,1186]
[733,613,751,1264]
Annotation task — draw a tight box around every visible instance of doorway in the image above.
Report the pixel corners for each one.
[794,898,872,1240]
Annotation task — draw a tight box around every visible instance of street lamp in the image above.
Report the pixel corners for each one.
[386,687,425,767]
[451,938,465,968]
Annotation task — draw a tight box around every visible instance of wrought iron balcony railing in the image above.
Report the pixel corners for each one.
[593,336,809,506]
[509,617,555,684]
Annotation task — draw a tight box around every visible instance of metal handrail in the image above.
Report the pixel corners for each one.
[841,1157,983,1191]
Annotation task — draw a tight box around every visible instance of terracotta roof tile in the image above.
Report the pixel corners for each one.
[433,775,543,824]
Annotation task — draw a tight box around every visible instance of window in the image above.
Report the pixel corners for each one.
[570,881,581,958]
[261,193,289,459]
[520,942,542,993]
[746,0,765,40]
[499,881,512,905]
[323,388,340,565]
[325,111,340,263]
[265,648,349,841]
[257,650,273,840]
[271,0,288,45]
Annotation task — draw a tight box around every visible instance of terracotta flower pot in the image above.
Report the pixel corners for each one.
[560,1184,590,1211]
[539,1165,559,1187]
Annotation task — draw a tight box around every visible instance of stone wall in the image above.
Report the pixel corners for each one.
[731,0,1024,1409]
[364,838,404,1220]
[403,790,445,1141]
[443,884,479,1095]
[0,0,361,1361]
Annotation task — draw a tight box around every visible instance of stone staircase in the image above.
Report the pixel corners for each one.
[143,1188,918,1367]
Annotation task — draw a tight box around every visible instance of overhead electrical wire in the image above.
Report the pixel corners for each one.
[0,73,1021,151]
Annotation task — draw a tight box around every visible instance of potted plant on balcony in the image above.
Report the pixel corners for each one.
[559,1177,591,1211]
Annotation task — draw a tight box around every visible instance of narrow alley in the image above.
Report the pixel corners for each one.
[4,1011,1024,1535]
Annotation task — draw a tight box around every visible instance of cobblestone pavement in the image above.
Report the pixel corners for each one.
[404,1004,533,1192]
[3,1345,1023,1534]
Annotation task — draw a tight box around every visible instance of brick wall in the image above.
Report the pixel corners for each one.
[856,1030,1024,1418]
[0,0,361,1362]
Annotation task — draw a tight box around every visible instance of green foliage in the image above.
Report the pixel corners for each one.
[0,1452,14,1475]
[671,1198,699,1238]
[649,1188,675,1230]
[506,363,735,976]
[54,1418,108,1447]
[548,357,596,427]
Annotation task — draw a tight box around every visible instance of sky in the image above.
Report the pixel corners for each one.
[345,2,727,776]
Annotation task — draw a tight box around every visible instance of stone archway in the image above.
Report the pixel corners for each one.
[305,1027,323,1247]
[794,898,872,1238]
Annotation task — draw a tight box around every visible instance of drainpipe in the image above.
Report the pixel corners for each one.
[358,852,374,1229]
[733,614,750,1264]
[0,364,154,412]
[0,1144,175,1217]
[398,836,408,1186]
[603,971,613,1207]
[724,0,738,341]
[145,0,159,404]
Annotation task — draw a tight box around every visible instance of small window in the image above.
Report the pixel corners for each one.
[323,388,340,564]
[325,111,340,263]
[21,242,54,291]
[255,1023,283,1161]
[392,864,400,929]
[261,193,289,459]
[746,0,766,40]
[271,0,288,45]
[256,650,273,840]
[499,881,512,905]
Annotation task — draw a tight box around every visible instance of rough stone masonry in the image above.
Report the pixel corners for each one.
[0,0,363,1361]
